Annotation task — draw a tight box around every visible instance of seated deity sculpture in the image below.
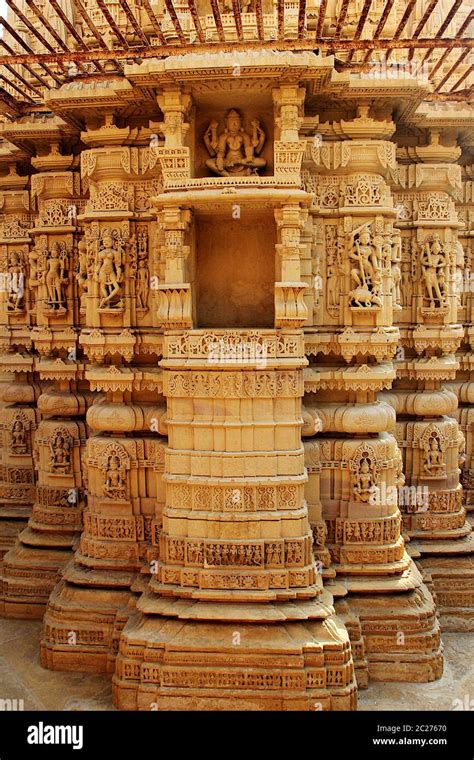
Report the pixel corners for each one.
[10,420,27,454]
[204,109,266,177]
[424,436,444,475]
[49,432,72,473]
[103,455,126,498]
[352,457,379,503]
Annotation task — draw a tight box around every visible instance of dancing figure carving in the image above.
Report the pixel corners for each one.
[349,223,382,308]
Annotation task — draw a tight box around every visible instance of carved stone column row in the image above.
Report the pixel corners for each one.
[0,54,473,711]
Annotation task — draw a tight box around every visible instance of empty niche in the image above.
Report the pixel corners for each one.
[195,214,275,328]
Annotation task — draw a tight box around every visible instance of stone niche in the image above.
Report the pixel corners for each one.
[195,212,276,328]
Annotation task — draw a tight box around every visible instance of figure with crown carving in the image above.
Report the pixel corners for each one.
[204,109,266,177]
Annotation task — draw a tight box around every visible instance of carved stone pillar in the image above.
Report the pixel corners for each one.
[155,88,191,149]
[2,364,88,618]
[0,360,39,568]
[304,110,442,681]
[0,122,89,618]
[155,206,193,329]
[273,85,305,143]
[112,83,356,709]
[0,163,31,337]
[152,86,194,330]
[0,158,38,572]
[451,163,474,519]
[41,92,168,670]
[391,141,474,632]
[274,203,309,327]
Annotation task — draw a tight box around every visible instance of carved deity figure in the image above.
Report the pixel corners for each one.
[44,242,68,312]
[421,234,447,309]
[352,456,379,503]
[10,420,27,454]
[423,435,444,475]
[103,455,126,498]
[326,259,340,309]
[349,223,382,308]
[266,543,282,565]
[452,239,465,308]
[391,232,402,309]
[7,251,25,312]
[400,263,411,307]
[94,231,123,309]
[28,244,41,309]
[204,109,266,177]
[136,257,149,310]
[187,542,203,564]
[395,448,405,489]
[326,229,344,310]
[76,238,89,311]
[49,432,72,474]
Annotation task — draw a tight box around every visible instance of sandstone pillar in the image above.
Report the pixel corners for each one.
[41,90,167,670]
[0,157,38,568]
[0,125,88,617]
[390,134,474,631]
[303,109,442,681]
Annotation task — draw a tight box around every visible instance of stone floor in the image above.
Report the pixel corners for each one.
[358,632,474,711]
[0,619,113,711]
[0,618,472,711]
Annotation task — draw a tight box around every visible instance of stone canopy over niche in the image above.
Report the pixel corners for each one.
[195,214,275,328]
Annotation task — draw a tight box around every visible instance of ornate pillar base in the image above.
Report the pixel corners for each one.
[416,554,474,633]
[1,545,70,619]
[345,583,443,683]
[113,604,357,711]
[334,599,369,689]
[40,572,134,672]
